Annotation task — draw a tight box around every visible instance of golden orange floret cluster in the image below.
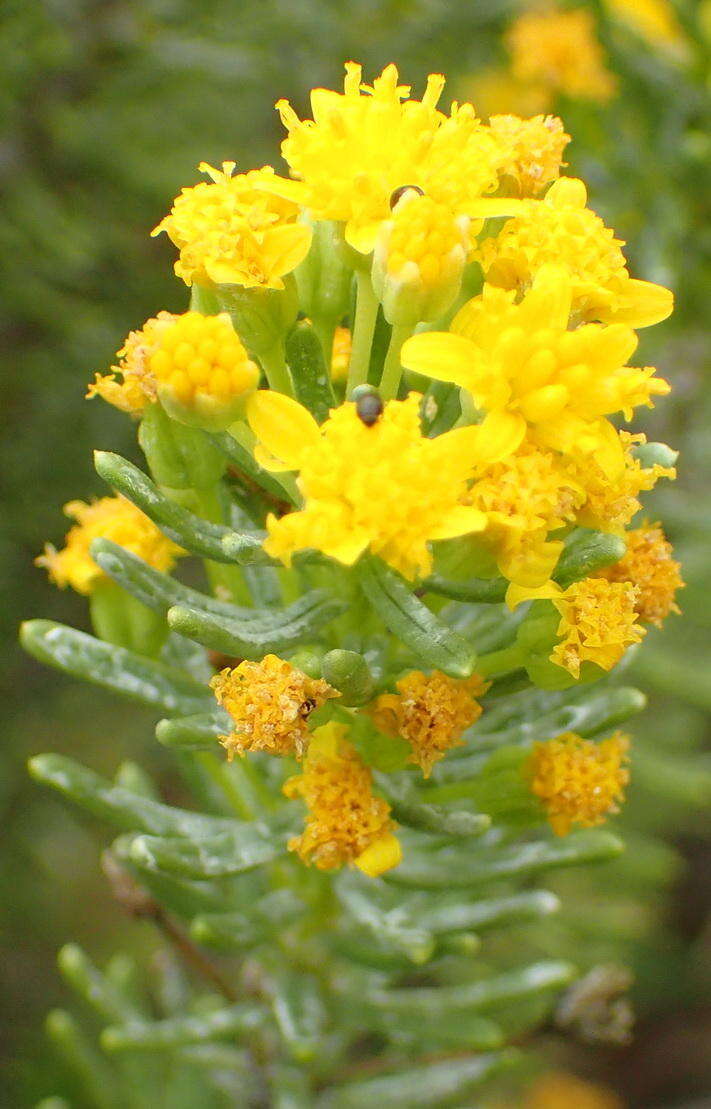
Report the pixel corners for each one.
[478,178,674,328]
[248,391,489,581]
[526,1070,625,1109]
[598,523,683,627]
[210,655,339,760]
[329,325,352,383]
[152,162,311,290]
[506,8,617,104]
[370,670,489,777]
[574,431,676,535]
[488,113,570,196]
[283,723,401,876]
[273,63,517,255]
[36,496,181,596]
[551,578,645,678]
[529,730,630,837]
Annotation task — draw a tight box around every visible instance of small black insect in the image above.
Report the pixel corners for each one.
[298,698,317,718]
[352,385,384,427]
[389,183,425,209]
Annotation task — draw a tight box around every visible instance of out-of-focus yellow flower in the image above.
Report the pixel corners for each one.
[152,162,311,290]
[478,177,674,327]
[598,522,683,627]
[370,670,488,776]
[489,114,570,196]
[574,431,676,534]
[526,1070,625,1108]
[468,439,584,587]
[89,311,259,430]
[283,722,401,876]
[372,189,470,324]
[36,496,182,596]
[605,0,688,57]
[529,732,630,837]
[460,67,551,119]
[247,390,492,580]
[270,63,522,256]
[210,655,339,760]
[506,8,617,104]
[402,266,670,478]
[329,325,352,383]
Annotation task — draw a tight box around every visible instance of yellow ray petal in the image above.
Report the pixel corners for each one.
[475,410,527,464]
[507,579,564,609]
[608,278,674,327]
[247,391,320,469]
[429,505,488,541]
[401,331,477,388]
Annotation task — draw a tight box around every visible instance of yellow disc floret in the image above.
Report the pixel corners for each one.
[247,390,491,580]
[573,431,676,534]
[210,655,339,760]
[489,114,570,196]
[152,162,311,290]
[36,496,182,596]
[370,670,489,777]
[283,722,401,876]
[478,177,674,327]
[529,731,630,836]
[526,1070,625,1108]
[506,9,617,104]
[551,578,645,678]
[597,523,683,627]
[329,325,352,383]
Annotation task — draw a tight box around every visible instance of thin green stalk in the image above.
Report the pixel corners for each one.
[260,342,294,396]
[346,271,379,397]
[193,485,252,606]
[478,644,526,679]
[311,315,337,371]
[379,323,412,401]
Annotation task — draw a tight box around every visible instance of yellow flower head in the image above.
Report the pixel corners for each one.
[598,523,683,627]
[468,439,584,587]
[210,655,339,760]
[526,1070,625,1108]
[461,68,551,119]
[605,0,688,56]
[272,63,520,255]
[152,162,311,289]
[283,722,401,876]
[329,325,352,383]
[506,8,617,103]
[36,496,182,596]
[551,577,645,678]
[89,311,259,429]
[247,390,492,580]
[574,430,676,534]
[478,177,674,328]
[370,670,488,777]
[489,114,570,196]
[402,266,670,477]
[529,731,630,837]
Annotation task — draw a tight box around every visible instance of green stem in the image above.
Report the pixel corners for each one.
[346,271,379,397]
[194,485,252,606]
[379,323,412,401]
[311,315,337,373]
[260,342,294,396]
[477,644,526,679]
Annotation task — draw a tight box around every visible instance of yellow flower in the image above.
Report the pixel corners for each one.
[477,177,674,328]
[372,189,470,324]
[573,430,676,534]
[459,67,551,119]
[605,0,688,56]
[550,578,645,678]
[526,1070,625,1108]
[271,62,521,255]
[36,496,182,596]
[370,670,488,777]
[246,390,492,580]
[152,162,311,289]
[506,8,617,103]
[402,266,670,477]
[529,731,630,837]
[597,523,683,627]
[283,722,401,876]
[329,325,352,383]
[488,114,570,196]
[467,439,583,587]
[89,311,259,429]
[210,655,339,760]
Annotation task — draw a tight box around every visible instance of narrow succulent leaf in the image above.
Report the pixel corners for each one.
[369,1007,503,1051]
[554,529,627,588]
[156,712,229,750]
[191,889,305,951]
[387,830,624,888]
[58,944,144,1023]
[287,321,336,423]
[46,1010,119,1109]
[316,1050,520,1108]
[167,589,345,658]
[269,969,327,1062]
[332,929,436,971]
[21,621,212,715]
[423,574,507,603]
[126,825,284,878]
[357,556,476,678]
[94,450,270,565]
[267,1062,313,1109]
[385,795,491,837]
[101,1004,265,1052]
[417,890,561,935]
[29,754,234,837]
[212,429,300,505]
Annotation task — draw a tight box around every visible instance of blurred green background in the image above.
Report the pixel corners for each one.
[1,1,709,1104]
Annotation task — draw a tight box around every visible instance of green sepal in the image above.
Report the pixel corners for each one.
[286,321,336,423]
[356,556,477,678]
[138,403,226,491]
[217,276,298,358]
[321,649,374,705]
[21,621,212,715]
[553,529,627,587]
[94,451,270,566]
[295,219,352,325]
